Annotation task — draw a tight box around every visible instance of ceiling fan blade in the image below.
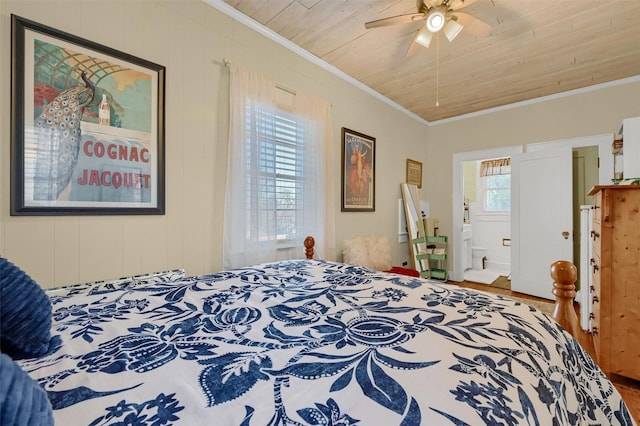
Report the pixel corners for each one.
[448,0,478,11]
[454,12,491,37]
[365,13,425,29]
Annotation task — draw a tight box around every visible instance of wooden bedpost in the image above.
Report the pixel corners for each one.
[550,260,579,337]
[304,236,315,259]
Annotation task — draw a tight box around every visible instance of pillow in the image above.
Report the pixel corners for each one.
[45,268,186,297]
[0,258,59,359]
[366,236,392,271]
[342,236,392,270]
[0,353,54,425]
[342,237,373,268]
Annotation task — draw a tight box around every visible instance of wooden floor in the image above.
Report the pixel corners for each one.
[452,280,640,423]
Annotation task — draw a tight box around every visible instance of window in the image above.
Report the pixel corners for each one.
[225,63,333,269]
[246,105,304,243]
[483,174,511,212]
[479,157,511,212]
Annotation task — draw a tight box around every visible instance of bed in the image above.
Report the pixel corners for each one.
[0,242,635,425]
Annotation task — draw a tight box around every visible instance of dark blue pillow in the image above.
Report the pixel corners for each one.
[0,258,59,359]
[0,353,54,425]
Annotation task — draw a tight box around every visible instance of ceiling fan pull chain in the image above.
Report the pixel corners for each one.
[436,32,440,107]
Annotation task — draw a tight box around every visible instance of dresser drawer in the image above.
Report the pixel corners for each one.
[590,251,601,286]
[591,192,602,226]
[591,291,601,359]
[590,222,601,258]
[590,249,600,297]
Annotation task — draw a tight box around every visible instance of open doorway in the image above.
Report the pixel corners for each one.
[451,134,612,293]
[572,146,600,285]
[451,146,522,283]
[462,157,512,285]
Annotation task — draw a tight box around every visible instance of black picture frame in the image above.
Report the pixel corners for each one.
[11,15,166,215]
[341,127,375,212]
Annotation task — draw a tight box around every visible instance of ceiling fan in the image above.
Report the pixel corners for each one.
[364,0,492,55]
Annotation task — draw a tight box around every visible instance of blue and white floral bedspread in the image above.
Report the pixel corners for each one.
[22,260,634,425]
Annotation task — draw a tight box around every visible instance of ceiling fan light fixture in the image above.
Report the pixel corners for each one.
[443,19,463,41]
[415,28,433,48]
[426,7,446,33]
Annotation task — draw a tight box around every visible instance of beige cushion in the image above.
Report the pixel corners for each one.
[367,236,392,270]
[342,237,374,268]
[342,236,392,271]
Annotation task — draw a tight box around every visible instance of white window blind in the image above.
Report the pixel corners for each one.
[246,105,305,243]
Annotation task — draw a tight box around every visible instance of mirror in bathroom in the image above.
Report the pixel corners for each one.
[401,183,423,271]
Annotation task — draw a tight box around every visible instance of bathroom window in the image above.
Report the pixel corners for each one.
[482,174,511,212]
[479,157,511,212]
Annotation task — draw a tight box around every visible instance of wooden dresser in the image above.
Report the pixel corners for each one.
[587,185,640,380]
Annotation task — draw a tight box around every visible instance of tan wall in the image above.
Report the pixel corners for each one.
[424,81,640,268]
[0,0,429,287]
[462,161,477,203]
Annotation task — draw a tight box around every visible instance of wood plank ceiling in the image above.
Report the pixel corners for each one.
[219,0,640,123]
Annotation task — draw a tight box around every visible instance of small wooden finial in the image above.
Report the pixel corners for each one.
[550,260,579,337]
[304,236,315,259]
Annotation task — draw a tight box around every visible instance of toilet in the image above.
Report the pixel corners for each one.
[471,246,487,270]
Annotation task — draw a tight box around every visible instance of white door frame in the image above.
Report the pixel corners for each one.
[450,133,613,283]
[451,145,523,282]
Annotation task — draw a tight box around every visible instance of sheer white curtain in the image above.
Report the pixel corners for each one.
[224,64,335,269]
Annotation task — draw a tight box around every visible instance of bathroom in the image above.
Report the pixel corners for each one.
[462,157,511,284]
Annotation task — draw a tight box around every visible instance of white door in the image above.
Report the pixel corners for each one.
[511,146,573,300]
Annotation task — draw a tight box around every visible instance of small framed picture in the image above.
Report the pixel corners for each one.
[341,127,375,212]
[406,159,422,189]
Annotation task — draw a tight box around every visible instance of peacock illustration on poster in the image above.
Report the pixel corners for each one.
[30,39,153,203]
